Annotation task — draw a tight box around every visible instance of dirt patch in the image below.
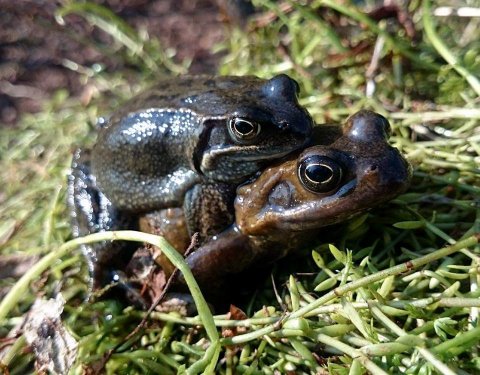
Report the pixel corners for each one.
[0,0,233,125]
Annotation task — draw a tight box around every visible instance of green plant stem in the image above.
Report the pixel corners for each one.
[56,3,187,74]
[431,325,480,356]
[1,334,27,366]
[0,231,220,373]
[315,334,388,375]
[414,172,480,194]
[422,0,480,97]
[290,235,479,318]
[187,342,221,375]
[369,303,456,375]
[390,108,480,121]
[287,0,347,53]
[223,234,479,345]
[57,3,157,70]
[319,0,436,70]
[146,295,480,330]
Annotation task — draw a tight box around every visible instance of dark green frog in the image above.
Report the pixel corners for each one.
[68,74,313,287]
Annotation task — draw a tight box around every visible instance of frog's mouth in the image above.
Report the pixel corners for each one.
[198,145,304,182]
[223,147,295,161]
[202,130,310,161]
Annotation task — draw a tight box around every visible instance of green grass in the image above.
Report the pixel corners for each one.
[1,0,479,374]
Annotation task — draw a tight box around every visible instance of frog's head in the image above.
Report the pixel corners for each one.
[195,74,313,182]
[235,110,412,236]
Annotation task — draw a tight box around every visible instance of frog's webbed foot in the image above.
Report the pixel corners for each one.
[183,182,236,240]
[67,148,138,290]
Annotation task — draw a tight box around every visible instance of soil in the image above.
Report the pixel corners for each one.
[0,0,245,125]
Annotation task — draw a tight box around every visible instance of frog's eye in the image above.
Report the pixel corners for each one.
[228,117,262,144]
[298,155,343,193]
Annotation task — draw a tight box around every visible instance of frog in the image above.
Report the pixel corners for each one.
[68,74,313,288]
[138,110,411,302]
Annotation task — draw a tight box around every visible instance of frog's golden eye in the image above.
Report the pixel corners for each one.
[228,118,262,144]
[298,155,343,193]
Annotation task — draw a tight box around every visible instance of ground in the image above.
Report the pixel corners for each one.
[0,0,228,125]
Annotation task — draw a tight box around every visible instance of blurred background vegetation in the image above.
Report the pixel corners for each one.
[0,0,479,374]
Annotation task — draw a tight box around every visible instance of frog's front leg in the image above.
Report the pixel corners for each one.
[183,182,237,240]
[136,191,249,301]
[137,183,238,280]
[68,149,138,290]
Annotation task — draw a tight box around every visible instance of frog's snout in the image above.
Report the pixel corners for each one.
[360,148,412,197]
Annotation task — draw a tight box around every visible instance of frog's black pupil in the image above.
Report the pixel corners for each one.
[305,164,332,183]
[298,155,343,193]
[235,119,254,135]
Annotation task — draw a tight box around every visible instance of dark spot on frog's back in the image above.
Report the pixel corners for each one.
[178,78,194,87]
[203,78,216,87]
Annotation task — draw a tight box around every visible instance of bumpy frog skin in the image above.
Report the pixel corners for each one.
[175,110,412,294]
[68,74,313,287]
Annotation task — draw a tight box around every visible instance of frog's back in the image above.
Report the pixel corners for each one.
[109,75,267,124]
[91,76,270,211]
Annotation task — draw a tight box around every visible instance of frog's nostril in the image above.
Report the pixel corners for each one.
[370,165,378,171]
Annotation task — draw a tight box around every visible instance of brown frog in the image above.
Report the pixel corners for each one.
[138,110,411,302]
